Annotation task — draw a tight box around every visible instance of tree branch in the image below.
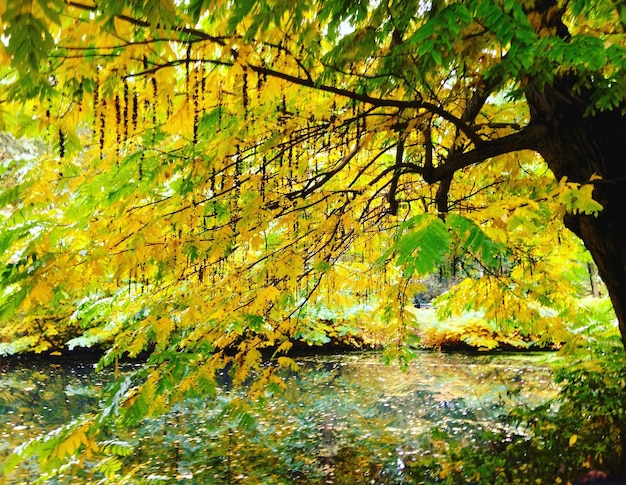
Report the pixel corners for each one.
[420,123,546,184]
[66,1,484,149]
[289,142,363,199]
[246,63,484,147]
[387,134,404,215]
[66,1,227,44]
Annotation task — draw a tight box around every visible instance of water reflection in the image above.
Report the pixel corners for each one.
[289,352,557,441]
[1,351,559,484]
[0,362,101,454]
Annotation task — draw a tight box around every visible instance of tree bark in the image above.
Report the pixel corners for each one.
[525,79,626,349]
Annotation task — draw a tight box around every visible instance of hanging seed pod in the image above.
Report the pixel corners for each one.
[242,68,249,119]
[58,128,65,159]
[234,145,242,189]
[261,155,267,202]
[99,98,106,158]
[198,264,205,284]
[185,41,192,103]
[217,85,222,132]
[288,144,293,188]
[288,145,293,170]
[123,80,129,140]
[114,94,121,149]
[93,78,100,114]
[132,93,138,133]
[193,66,200,145]
[257,72,264,100]
[150,77,157,127]
[200,65,206,104]
[166,94,172,119]
[113,94,122,128]
[94,78,101,155]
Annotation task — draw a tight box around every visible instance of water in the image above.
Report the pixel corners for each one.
[0,351,559,484]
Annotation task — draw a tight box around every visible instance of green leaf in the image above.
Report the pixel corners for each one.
[98,439,135,457]
[392,214,451,277]
[35,0,64,26]
[446,214,506,269]
[0,285,29,320]
[4,12,55,74]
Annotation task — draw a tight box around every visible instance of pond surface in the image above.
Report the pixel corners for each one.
[0,351,559,484]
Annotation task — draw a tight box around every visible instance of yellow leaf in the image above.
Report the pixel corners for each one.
[152,317,174,343]
[31,281,54,303]
[275,340,293,354]
[277,356,299,371]
[57,430,85,458]
[568,434,578,447]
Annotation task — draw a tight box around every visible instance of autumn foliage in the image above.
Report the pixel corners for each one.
[1,0,626,477]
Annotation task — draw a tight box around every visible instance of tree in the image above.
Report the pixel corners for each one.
[0,0,625,470]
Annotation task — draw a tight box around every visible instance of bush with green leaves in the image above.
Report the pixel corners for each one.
[426,338,626,484]
[525,338,626,478]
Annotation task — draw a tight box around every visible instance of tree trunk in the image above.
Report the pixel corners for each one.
[565,204,626,350]
[587,262,600,298]
[526,79,626,349]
